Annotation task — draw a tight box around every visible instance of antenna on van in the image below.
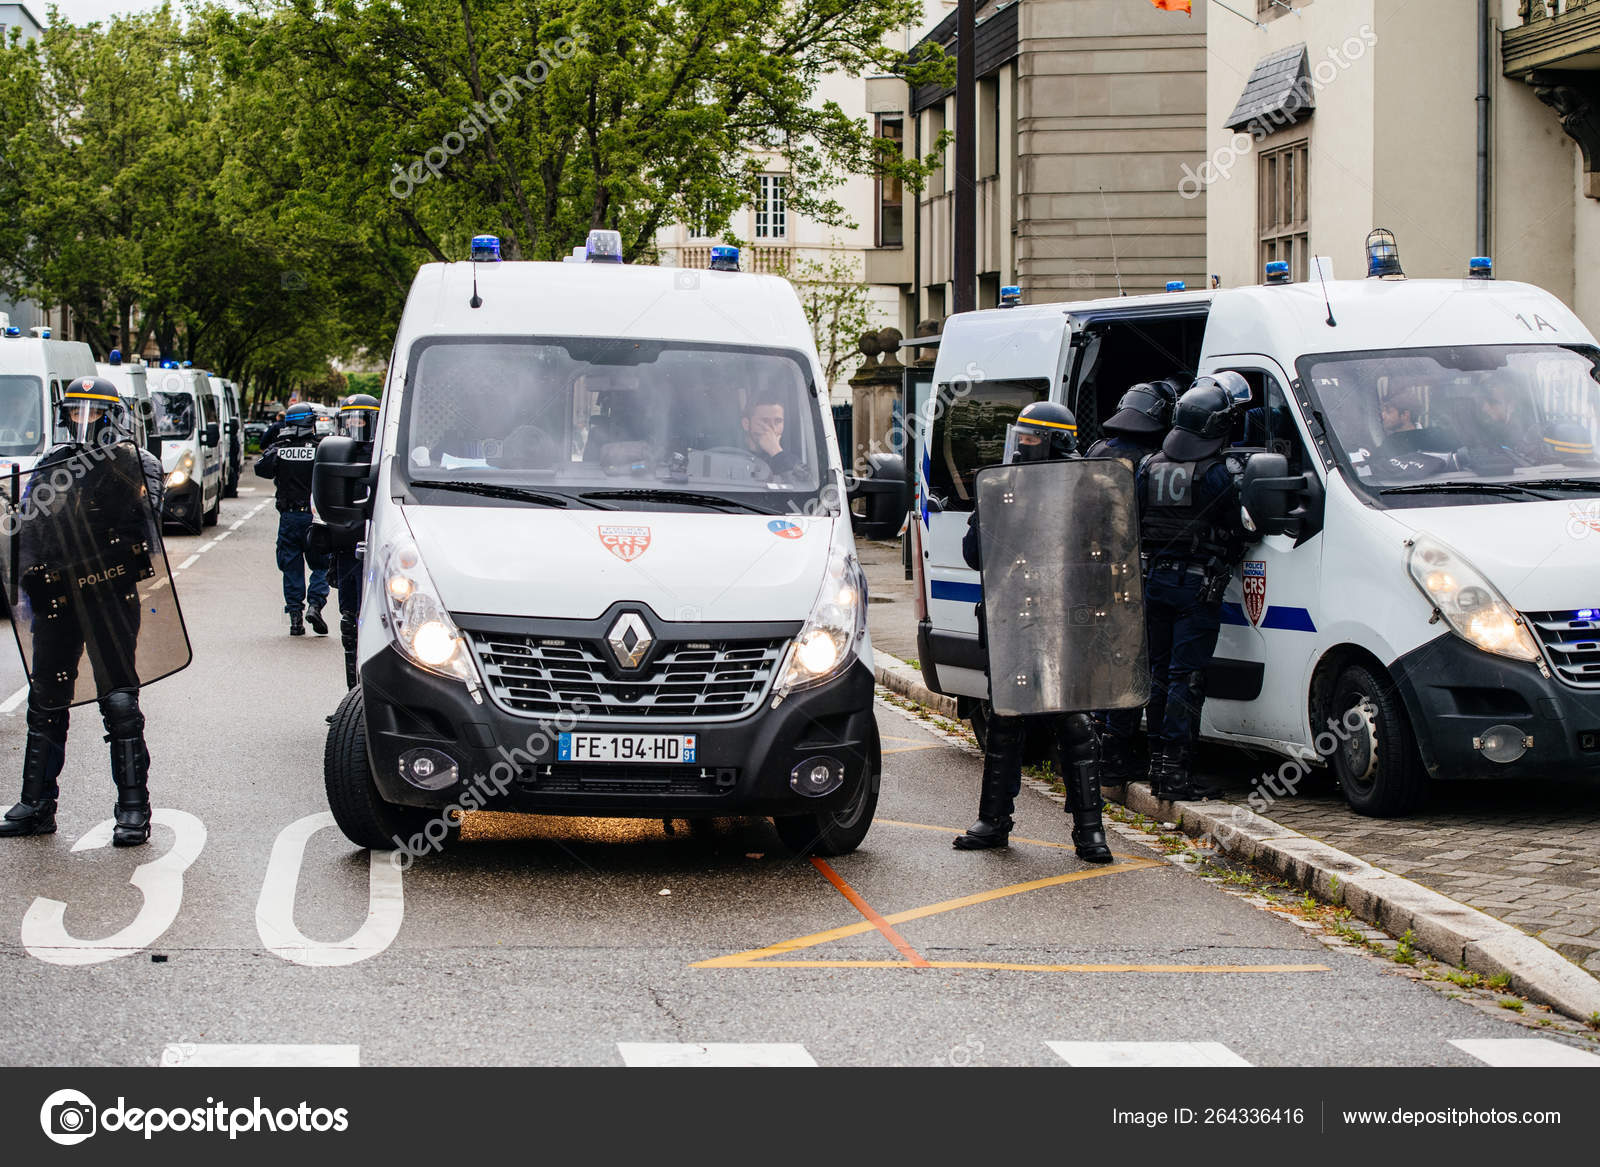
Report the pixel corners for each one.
[1098,188,1125,296]
[1313,254,1338,327]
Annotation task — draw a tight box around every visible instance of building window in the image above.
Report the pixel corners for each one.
[875,115,904,248]
[1257,0,1312,17]
[926,105,946,196]
[755,174,787,240]
[685,200,715,239]
[1259,138,1309,282]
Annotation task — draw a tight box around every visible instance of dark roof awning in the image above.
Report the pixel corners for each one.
[1224,43,1314,133]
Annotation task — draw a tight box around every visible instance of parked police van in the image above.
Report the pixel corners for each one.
[313,232,881,856]
[915,239,1600,816]
[94,350,159,455]
[149,362,224,533]
[0,321,96,477]
[217,377,243,497]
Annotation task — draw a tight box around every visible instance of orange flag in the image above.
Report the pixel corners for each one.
[1150,0,1193,12]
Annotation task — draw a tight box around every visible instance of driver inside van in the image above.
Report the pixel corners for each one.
[741,390,797,476]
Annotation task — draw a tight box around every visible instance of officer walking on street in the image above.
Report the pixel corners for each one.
[0,379,171,844]
[328,393,378,686]
[1136,373,1256,801]
[1086,378,1181,785]
[954,401,1114,863]
[255,402,329,636]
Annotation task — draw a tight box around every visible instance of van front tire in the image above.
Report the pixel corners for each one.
[772,728,881,857]
[325,686,446,851]
[1327,662,1426,818]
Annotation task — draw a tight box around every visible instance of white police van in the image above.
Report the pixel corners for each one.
[0,321,96,478]
[94,351,159,455]
[148,363,224,533]
[914,240,1600,815]
[313,232,881,855]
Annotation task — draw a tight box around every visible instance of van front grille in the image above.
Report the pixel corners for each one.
[1524,610,1600,688]
[468,633,789,721]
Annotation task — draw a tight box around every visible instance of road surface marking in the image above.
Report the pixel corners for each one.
[811,858,929,967]
[195,540,215,553]
[617,1043,816,1068]
[1046,1041,1253,1068]
[176,555,198,570]
[229,518,247,530]
[1449,1038,1600,1067]
[162,1044,360,1068]
[719,961,1331,973]
[237,487,257,494]
[213,529,232,542]
[256,812,404,967]
[0,685,27,714]
[22,809,206,966]
[880,734,943,757]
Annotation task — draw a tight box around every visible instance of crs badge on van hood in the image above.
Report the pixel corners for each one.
[400,506,833,622]
[1393,499,1600,612]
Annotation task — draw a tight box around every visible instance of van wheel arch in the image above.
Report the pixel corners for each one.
[1308,646,1428,817]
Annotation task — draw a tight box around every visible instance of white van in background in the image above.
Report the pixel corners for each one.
[94,351,158,456]
[312,232,881,857]
[149,363,223,533]
[216,377,243,497]
[0,321,96,478]
[915,241,1600,816]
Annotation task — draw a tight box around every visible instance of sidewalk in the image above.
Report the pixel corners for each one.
[860,539,1600,1001]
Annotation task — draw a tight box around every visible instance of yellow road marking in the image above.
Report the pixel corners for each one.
[881,743,944,756]
[713,961,1331,973]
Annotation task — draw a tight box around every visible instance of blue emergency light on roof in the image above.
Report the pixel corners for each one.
[470,235,502,262]
[709,245,740,272]
[181,360,192,368]
[999,286,1022,308]
[1265,261,1291,285]
[1578,609,1597,621]
[1166,281,1185,293]
[161,359,179,369]
[585,229,624,264]
[1469,256,1494,280]
[108,348,122,365]
[1366,228,1404,279]
[34,327,50,339]
[2,327,19,338]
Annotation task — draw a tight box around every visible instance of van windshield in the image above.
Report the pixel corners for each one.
[0,374,46,457]
[1299,345,1600,501]
[152,391,195,439]
[398,337,828,510]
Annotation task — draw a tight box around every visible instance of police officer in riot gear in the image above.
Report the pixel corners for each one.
[1137,372,1255,801]
[1,379,166,844]
[1087,378,1181,785]
[955,401,1114,863]
[256,402,329,636]
[327,393,377,687]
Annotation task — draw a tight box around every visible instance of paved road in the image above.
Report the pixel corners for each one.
[860,539,1600,986]
[0,506,1589,1067]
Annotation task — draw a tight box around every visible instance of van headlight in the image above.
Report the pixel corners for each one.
[166,450,194,488]
[1406,535,1539,662]
[378,539,480,685]
[778,548,867,695]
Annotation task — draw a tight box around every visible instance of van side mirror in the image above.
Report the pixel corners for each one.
[1242,453,1324,541]
[203,422,220,448]
[845,452,909,540]
[225,419,238,435]
[312,436,374,548]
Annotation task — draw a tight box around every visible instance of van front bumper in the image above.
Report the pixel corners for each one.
[358,645,878,817]
[162,480,200,525]
[1391,634,1600,780]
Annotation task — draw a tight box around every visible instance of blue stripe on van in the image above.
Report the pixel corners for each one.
[1220,602,1248,627]
[931,579,983,604]
[1261,606,1317,633]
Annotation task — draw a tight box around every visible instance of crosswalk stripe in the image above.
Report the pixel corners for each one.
[616,1043,817,1068]
[161,1043,360,1067]
[1045,1041,1253,1067]
[1450,1039,1600,1067]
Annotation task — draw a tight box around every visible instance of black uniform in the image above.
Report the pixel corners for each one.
[255,409,328,635]
[1135,376,1255,800]
[1,382,167,845]
[953,401,1113,864]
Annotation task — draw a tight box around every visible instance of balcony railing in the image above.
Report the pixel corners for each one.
[676,245,792,275]
[1504,0,1600,76]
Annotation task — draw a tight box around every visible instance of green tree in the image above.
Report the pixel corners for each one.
[786,248,877,393]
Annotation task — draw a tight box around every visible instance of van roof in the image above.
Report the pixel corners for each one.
[95,363,147,396]
[0,337,98,377]
[397,261,816,356]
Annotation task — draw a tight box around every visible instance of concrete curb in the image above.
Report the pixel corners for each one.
[1115,781,1600,1025]
[872,649,959,719]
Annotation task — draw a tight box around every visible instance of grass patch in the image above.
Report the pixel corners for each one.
[1486,972,1512,992]
[1498,999,1525,1013]
[1393,929,1418,966]
[1445,969,1482,990]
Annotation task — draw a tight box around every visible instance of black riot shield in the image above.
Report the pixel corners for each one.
[0,442,192,709]
[975,459,1148,717]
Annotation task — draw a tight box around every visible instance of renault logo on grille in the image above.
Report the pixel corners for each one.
[607,612,653,670]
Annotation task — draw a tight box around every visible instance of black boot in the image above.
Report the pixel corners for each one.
[1100,738,1138,791]
[1065,758,1114,864]
[102,692,150,847]
[305,602,328,636]
[0,709,66,838]
[288,607,305,636]
[954,714,1022,850]
[340,611,359,689]
[1152,747,1218,802]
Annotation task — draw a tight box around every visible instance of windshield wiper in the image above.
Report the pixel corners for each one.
[1512,477,1600,493]
[415,480,612,509]
[579,488,777,515]
[1379,480,1547,498]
